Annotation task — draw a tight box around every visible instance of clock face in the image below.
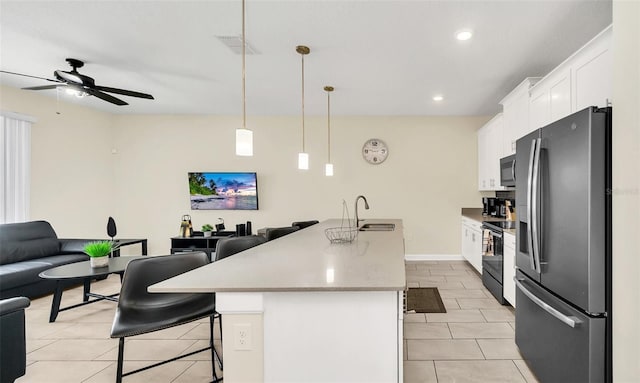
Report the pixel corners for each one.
[362,138,389,164]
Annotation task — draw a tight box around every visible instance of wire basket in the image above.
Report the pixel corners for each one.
[325,199,358,243]
[325,227,358,243]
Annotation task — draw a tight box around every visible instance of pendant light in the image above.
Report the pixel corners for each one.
[296,45,310,170]
[324,86,334,176]
[235,0,253,156]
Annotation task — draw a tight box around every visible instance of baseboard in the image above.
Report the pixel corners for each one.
[404,254,465,261]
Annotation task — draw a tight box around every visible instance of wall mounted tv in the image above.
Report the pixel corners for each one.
[188,172,258,210]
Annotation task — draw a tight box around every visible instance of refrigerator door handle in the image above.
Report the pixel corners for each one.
[526,139,538,272]
[514,277,581,328]
[511,159,516,182]
[531,138,542,273]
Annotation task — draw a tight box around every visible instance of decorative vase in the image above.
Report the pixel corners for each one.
[90,256,109,268]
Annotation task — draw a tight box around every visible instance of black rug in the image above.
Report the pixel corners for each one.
[406,287,447,313]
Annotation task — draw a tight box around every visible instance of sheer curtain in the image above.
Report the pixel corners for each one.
[0,112,34,224]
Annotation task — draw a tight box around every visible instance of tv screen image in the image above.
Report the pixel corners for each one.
[188,172,258,210]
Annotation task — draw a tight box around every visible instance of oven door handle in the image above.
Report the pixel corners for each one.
[482,226,503,239]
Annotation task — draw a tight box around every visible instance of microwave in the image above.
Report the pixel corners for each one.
[499,154,516,187]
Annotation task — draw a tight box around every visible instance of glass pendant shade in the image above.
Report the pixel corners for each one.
[325,163,334,176]
[235,128,253,156]
[298,152,309,170]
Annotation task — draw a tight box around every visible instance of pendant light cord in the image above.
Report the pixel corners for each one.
[327,90,331,162]
[301,53,305,152]
[242,0,246,130]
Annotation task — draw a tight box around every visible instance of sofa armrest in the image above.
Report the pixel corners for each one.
[59,238,103,254]
[0,297,30,316]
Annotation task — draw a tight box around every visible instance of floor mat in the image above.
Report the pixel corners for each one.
[405,287,447,313]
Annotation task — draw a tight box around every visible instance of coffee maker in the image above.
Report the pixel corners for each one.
[483,197,507,217]
[482,198,498,216]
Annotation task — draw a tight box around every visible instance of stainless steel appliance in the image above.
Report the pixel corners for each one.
[482,220,515,305]
[514,106,611,383]
[499,154,516,187]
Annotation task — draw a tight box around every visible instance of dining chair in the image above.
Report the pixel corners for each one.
[110,252,221,383]
[215,235,266,261]
[265,226,300,241]
[291,220,319,230]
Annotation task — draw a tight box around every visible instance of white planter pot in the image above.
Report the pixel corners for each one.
[203,231,212,237]
[90,256,109,268]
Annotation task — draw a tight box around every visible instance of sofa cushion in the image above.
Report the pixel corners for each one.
[0,221,61,265]
[0,254,88,291]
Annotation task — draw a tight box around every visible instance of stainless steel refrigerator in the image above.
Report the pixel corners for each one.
[514,106,611,383]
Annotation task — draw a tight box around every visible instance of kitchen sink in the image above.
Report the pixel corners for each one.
[359,223,395,231]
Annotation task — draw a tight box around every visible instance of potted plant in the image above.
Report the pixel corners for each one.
[84,241,116,268]
[202,224,214,237]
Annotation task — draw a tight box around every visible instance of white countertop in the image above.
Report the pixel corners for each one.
[149,219,406,293]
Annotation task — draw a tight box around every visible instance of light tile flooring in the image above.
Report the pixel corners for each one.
[404,261,539,383]
[17,261,539,382]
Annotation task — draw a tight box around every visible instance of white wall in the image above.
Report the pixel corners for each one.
[0,86,115,237]
[612,1,640,381]
[111,114,487,255]
[1,85,487,255]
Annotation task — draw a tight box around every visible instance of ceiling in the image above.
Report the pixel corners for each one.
[0,0,612,116]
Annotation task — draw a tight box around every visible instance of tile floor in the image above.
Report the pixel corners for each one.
[16,260,539,382]
[404,261,539,383]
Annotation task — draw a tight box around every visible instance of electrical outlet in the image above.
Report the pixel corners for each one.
[233,323,252,350]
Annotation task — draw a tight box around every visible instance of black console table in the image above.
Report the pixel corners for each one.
[170,232,235,260]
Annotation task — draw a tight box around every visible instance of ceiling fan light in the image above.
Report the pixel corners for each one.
[298,152,309,170]
[235,128,253,156]
[325,163,334,176]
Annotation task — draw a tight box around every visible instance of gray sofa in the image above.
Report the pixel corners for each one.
[0,221,96,299]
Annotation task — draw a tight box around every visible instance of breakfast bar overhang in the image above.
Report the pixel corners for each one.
[149,219,407,382]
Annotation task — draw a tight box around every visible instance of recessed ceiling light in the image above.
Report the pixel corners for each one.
[433,95,444,101]
[456,29,473,41]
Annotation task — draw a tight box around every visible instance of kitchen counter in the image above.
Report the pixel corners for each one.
[150,218,406,293]
[149,218,406,382]
[461,208,517,235]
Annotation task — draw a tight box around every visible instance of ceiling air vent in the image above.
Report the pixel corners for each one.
[216,35,259,55]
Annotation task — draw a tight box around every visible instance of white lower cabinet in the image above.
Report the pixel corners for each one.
[503,232,516,307]
[461,217,483,274]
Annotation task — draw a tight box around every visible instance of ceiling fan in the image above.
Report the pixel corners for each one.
[0,58,154,106]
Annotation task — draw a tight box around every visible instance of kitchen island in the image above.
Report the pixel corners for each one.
[150,219,406,382]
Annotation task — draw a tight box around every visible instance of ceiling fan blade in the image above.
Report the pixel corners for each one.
[22,84,61,91]
[94,85,154,99]
[85,88,128,106]
[0,70,61,83]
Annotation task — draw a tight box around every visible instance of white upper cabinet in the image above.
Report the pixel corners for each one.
[573,27,612,110]
[500,78,540,155]
[477,113,504,191]
[528,25,612,129]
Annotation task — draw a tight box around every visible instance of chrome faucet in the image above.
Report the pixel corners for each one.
[354,195,370,227]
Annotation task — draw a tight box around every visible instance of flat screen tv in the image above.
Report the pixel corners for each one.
[188,172,258,210]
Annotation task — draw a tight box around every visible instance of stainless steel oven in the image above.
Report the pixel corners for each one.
[482,221,514,305]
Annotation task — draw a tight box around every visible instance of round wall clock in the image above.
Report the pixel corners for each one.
[362,138,389,164]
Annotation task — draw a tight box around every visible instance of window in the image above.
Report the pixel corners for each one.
[0,112,34,224]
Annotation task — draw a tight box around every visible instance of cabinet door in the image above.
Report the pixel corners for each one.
[549,71,571,122]
[488,114,504,189]
[477,114,504,191]
[477,126,489,190]
[461,224,471,264]
[503,233,517,307]
[574,47,611,110]
[529,88,550,132]
[469,227,483,273]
